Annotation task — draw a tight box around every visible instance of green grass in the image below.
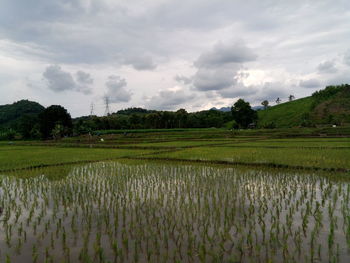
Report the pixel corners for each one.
[226,138,350,148]
[93,127,225,135]
[130,140,234,148]
[147,146,350,170]
[258,97,314,128]
[257,85,350,128]
[1,131,350,172]
[0,146,156,171]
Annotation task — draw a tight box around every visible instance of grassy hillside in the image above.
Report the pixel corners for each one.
[258,97,313,128]
[258,84,350,128]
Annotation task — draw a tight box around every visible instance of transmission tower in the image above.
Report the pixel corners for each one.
[90,102,94,116]
[104,96,110,116]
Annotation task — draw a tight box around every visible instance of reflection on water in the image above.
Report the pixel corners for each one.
[0,161,349,262]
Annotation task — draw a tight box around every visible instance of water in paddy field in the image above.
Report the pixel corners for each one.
[0,161,349,263]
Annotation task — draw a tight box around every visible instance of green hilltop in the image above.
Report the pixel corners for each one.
[0,100,45,129]
[258,84,350,128]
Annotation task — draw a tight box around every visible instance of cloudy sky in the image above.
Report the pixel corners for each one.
[1,0,350,117]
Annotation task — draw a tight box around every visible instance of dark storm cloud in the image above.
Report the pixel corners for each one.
[105,75,132,103]
[299,79,321,89]
[43,65,93,94]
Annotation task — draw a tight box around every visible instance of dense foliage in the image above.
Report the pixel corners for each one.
[74,109,232,135]
[1,84,349,139]
[311,84,349,105]
[0,100,45,139]
[231,99,257,128]
[39,105,73,139]
[0,100,44,128]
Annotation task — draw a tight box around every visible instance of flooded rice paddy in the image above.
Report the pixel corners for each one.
[0,161,349,262]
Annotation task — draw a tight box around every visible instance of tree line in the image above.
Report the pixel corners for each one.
[1,98,259,140]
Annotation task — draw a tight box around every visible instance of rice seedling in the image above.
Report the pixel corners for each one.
[0,161,349,262]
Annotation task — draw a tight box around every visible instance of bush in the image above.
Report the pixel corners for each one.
[0,129,17,140]
[261,122,276,129]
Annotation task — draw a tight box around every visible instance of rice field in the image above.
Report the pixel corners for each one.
[148,146,350,170]
[0,161,349,262]
[1,134,350,262]
[0,146,156,171]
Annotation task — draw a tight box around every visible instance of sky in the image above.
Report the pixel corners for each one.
[0,0,350,117]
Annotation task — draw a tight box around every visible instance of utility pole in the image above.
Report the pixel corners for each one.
[104,96,110,116]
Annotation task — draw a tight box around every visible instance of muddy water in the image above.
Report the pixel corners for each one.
[0,161,349,262]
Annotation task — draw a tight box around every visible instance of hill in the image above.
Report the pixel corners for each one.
[258,84,350,128]
[0,100,45,129]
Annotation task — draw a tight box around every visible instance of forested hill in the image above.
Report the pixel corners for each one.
[0,100,45,128]
[258,84,350,128]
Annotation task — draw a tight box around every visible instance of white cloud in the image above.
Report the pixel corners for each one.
[317,60,337,74]
[193,67,238,91]
[192,41,256,94]
[42,65,93,94]
[194,41,257,68]
[299,78,321,89]
[145,87,195,110]
[1,0,350,115]
[105,75,132,103]
[43,65,76,92]
[122,55,157,70]
[174,75,192,85]
[344,50,350,66]
[76,71,93,85]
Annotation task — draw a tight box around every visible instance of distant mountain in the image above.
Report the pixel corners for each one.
[0,100,45,129]
[210,107,231,112]
[252,106,264,111]
[116,107,156,115]
[258,84,350,128]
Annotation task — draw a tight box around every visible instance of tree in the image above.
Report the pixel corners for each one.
[175,109,188,128]
[261,100,269,110]
[276,97,281,104]
[39,105,73,139]
[231,99,257,129]
[288,95,295,101]
[17,114,40,139]
[51,123,65,140]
